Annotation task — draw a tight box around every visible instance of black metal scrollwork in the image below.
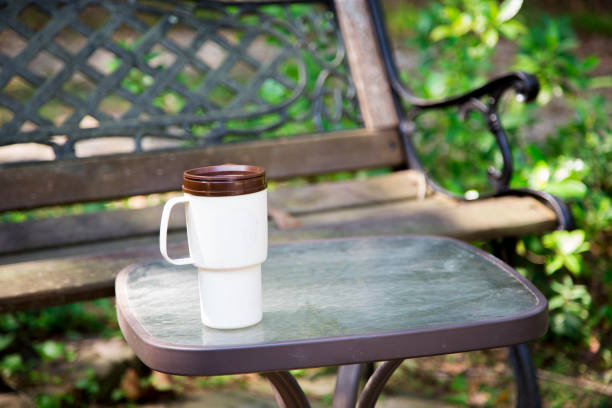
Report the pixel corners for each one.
[404,72,539,192]
[0,0,361,160]
[368,0,573,229]
[394,69,539,196]
[368,0,537,195]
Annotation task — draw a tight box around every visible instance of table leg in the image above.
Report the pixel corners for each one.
[263,371,311,408]
[356,359,404,408]
[492,238,542,408]
[363,362,375,381]
[333,364,362,408]
[509,344,542,408]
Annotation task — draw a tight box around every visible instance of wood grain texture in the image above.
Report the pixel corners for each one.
[0,235,175,312]
[269,170,429,214]
[280,195,558,242]
[0,129,403,212]
[334,0,399,129]
[0,169,556,254]
[0,193,557,312]
[1,169,421,254]
[0,205,185,255]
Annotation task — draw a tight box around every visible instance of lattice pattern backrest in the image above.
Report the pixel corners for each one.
[0,0,361,161]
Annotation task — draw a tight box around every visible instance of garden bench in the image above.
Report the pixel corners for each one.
[0,0,572,406]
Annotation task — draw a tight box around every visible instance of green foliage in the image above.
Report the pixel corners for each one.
[0,299,118,401]
[35,392,74,408]
[34,340,66,361]
[444,373,469,405]
[1,353,24,377]
[549,276,591,338]
[400,0,527,97]
[514,15,599,103]
[75,368,100,396]
[0,299,117,339]
[542,230,589,276]
[1,2,610,405]
[388,0,611,357]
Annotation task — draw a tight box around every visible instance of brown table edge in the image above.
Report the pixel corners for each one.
[115,235,548,376]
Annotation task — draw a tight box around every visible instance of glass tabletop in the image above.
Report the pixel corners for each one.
[120,235,542,348]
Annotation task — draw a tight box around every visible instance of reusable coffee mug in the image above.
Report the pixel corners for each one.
[159,164,268,329]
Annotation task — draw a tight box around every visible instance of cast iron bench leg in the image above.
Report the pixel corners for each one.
[263,371,310,408]
[492,237,543,408]
[509,344,542,408]
[363,362,375,381]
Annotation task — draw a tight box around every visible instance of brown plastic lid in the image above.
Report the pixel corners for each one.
[182,164,267,197]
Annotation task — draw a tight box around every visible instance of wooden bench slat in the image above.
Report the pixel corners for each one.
[1,170,557,255]
[0,205,185,255]
[0,0,559,320]
[334,0,399,129]
[0,194,557,312]
[289,195,558,242]
[0,234,175,312]
[269,170,428,215]
[0,170,557,255]
[0,128,403,212]
[1,168,421,254]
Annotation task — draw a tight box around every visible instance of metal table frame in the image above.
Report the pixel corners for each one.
[115,236,547,407]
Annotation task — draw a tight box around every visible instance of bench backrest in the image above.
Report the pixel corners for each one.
[0,0,402,210]
[0,0,402,253]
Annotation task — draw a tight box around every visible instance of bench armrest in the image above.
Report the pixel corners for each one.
[394,73,574,231]
[390,71,536,195]
[372,0,573,230]
[392,71,539,110]
[368,0,537,191]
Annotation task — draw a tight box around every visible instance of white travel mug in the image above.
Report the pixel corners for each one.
[159,164,268,329]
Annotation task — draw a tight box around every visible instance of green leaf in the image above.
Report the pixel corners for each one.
[424,71,448,98]
[546,255,564,275]
[450,13,473,37]
[605,265,612,284]
[290,369,306,377]
[530,161,550,189]
[499,20,526,39]
[35,394,61,408]
[107,58,121,74]
[258,79,288,104]
[430,25,452,41]
[550,277,566,293]
[548,295,565,310]
[543,180,587,199]
[76,378,100,394]
[36,340,65,361]
[482,28,499,47]
[144,50,161,63]
[589,75,612,89]
[111,388,125,402]
[564,254,582,275]
[497,0,523,23]
[558,230,586,255]
[526,145,545,162]
[1,354,24,373]
[581,55,600,71]
[0,333,14,351]
[450,373,468,391]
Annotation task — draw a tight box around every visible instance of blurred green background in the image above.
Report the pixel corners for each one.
[1,0,611,406]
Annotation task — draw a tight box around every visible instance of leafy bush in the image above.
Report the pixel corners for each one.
[1,2,609,404]
[388,0,611,367]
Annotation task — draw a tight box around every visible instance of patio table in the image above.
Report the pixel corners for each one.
[115,235,547,407]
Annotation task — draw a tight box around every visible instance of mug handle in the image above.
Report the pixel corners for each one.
[160,196,194,265]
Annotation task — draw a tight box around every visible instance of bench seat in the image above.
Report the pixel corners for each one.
[0,169,557,312]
